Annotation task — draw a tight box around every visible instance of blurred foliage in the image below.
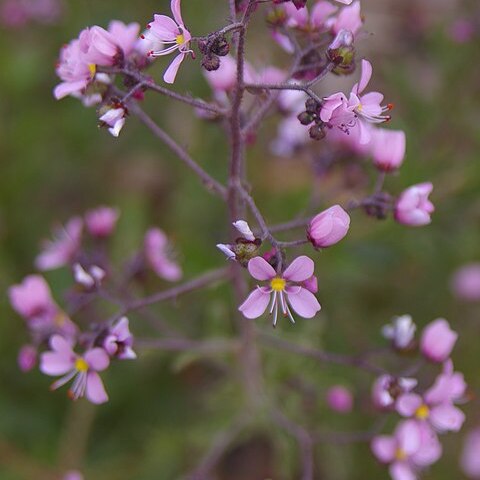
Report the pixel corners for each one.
[1,0,480,479]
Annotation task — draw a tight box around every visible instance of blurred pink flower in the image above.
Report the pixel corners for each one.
[397,360,466,433]
[35,217,83,270]
[326,385,353,413]
[239,255,321,326]
[371,128,406,172]
[107,20,140,57]
[372,375,417,411]
[448,19,475,44]
[307,205,350,249]
[461,428,480,478]
[103,317,137,360]
[144,228,182,281]
[394,182,434,227]
[420,318,457,363]
[145,0,192,83]
[85,206,119,238]
[8,275,77,338]
[451,263,480,301]
[17,344,37,372]
[382,315,416,350]
[63,471,83,480]
[328,0,363,36]
[371,420,442,480]
[40,335,109,404]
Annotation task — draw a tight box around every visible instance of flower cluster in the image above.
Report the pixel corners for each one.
[371,316,467,479]
[8,206,183,404]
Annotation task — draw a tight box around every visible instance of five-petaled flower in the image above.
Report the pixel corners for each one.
[145,0,192,83]
[239,255,321,326]
[40,335,110,404]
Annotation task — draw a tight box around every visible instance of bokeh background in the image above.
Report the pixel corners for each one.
[1,0,480,478]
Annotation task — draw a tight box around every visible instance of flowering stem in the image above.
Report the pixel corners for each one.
[128,102,228,198]
[102,66,223,115]
[114,267,230,317]
[260,333,387,375]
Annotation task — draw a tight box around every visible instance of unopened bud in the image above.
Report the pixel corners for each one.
[202,54,220,71]
[305,98,320,115]
[211,36,230,56]
[309,123,326,140]
[298,111,314,126]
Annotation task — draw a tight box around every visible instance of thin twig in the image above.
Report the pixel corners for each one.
[128,102,228,199]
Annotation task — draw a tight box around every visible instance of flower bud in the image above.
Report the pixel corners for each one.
[382,315,416,351]
[18,344,37,372]
[305,98,320,115]
[420,318,458,363]
[307,205,350,249]
[211,35,230,56]
[371,375,417,411]
[450,263,480,301]
[394,182,434,227]
[202,54,220,71]
[298,111,314,126]
[326,386,353,413]
[309,123,326,140]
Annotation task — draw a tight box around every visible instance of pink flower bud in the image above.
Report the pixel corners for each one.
[326,385,353,413]
[420,318,458,363]
[371,129,406,172]
[85,206,119,238]
[451,263,480,301]
[307,205,350,248]
[17,345,37,372]
[394,182,434,227]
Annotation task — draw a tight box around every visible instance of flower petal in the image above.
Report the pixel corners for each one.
[85,372,109,404]
[396,393,423,417]
[357,59,372,94]
[248,256,276,281]
[171,0,184,26]
[239,287,271,319]
[283,256,315,282]
[286,287,321,318]
[84,348,110,372]
[40,352,74,376]
[163,53,185,84]
[371,436,396,463]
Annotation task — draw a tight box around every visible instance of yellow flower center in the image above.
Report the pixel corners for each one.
[415,404,430,420]
[270,277,286,292]
[356,103,363,112]
[54,311,66,326]
[88,63,96,78]
[395,448,407,461]
[176,34,185,45]
[75,358,89,372]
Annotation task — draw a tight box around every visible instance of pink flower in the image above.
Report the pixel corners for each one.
[103,317,136,360]
[73,264,105,289]
[396,360,466,433]
[83,26,119,67]
[35,217,82,270]
[461,428,480,478]
[18,344,37,372]
[326,385,353,413]
[63,471,83,480]
[394,182,434,227]
[107,20,140,57]
[371,128,406,172]
[144,228,182,281]
[451,263,480,301]
[372,375,417,411]
[145,0,192,83]
[349,59,392,142]
[382,315,416,350]
[271,115,310,156]
[54,32,95,100]
[420,318,457,363]
[99,107,126,137]
[8,275,77,338]
[371,420,442,480]
[239,255,321,326]
[307,205,350,249]
[85,206,119,238]
[328,0,363,37]
[232,220,256,242]
[40,335,109,404]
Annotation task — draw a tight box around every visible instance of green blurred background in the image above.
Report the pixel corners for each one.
[1,0,480,478]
